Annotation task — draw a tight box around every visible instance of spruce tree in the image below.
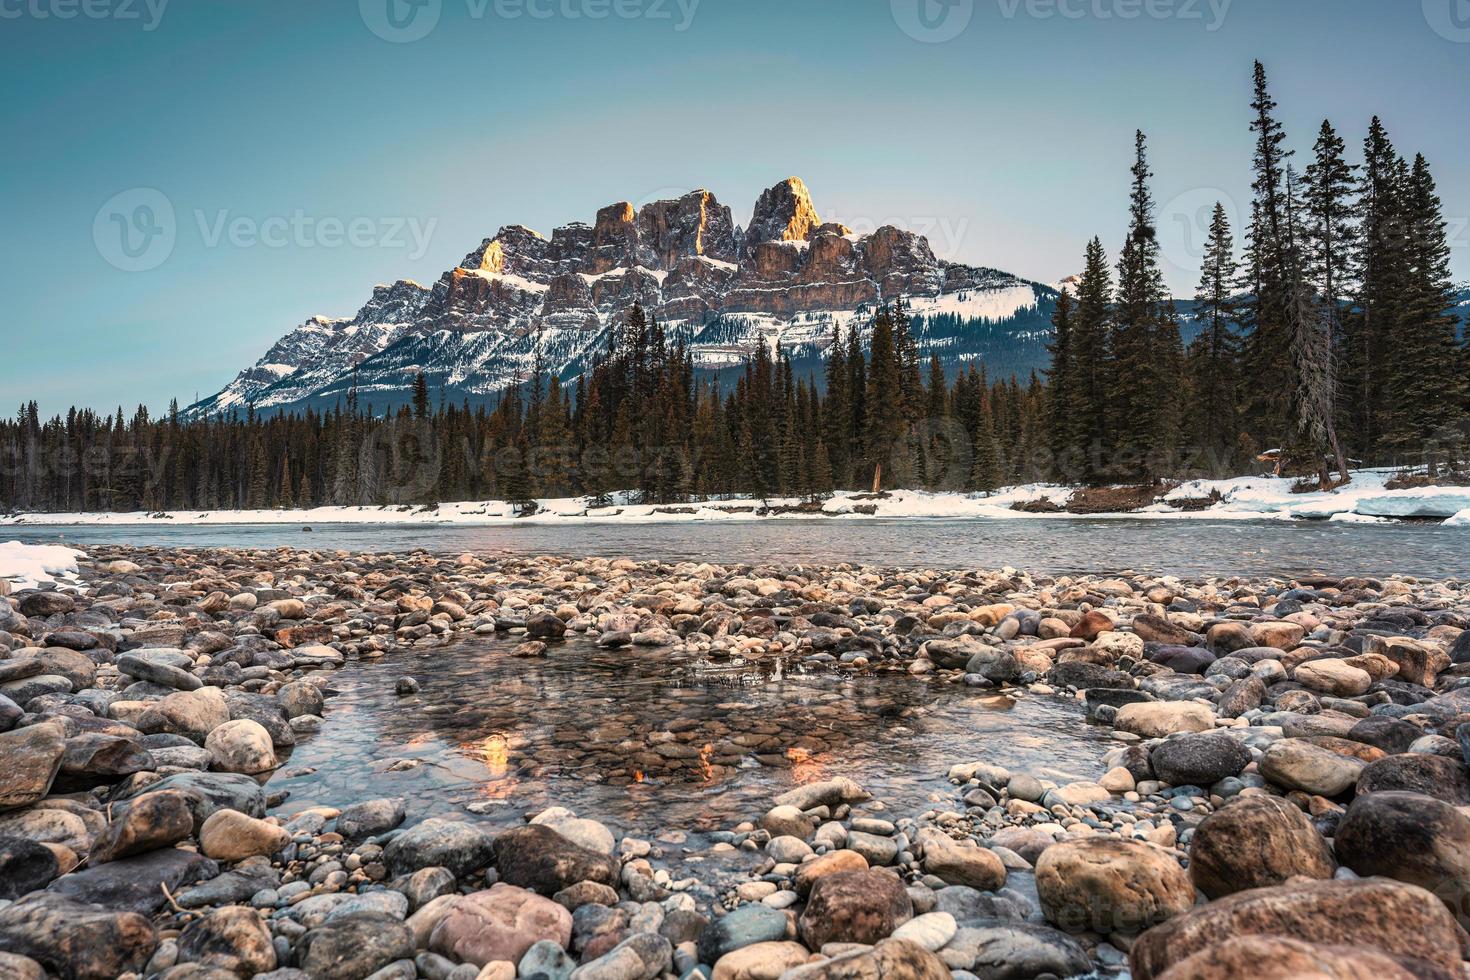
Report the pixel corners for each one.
[1187,203,1243,472]
[1071,238,1114,484]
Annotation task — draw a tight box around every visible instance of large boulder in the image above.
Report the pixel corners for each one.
[1188,795,1335,899]
[797,869,913,949]
[1335,790,1470,928]
[1355,754,1470,805]
[1035,838,1195,934]
[0,722,66,811]
[1128,878,1469,980]
[1149,732,1251,786]
[1153,935,1435,980]
[0,892,157,980]
[428,884,572,968]
[1259,739,1365,796]
[1294,658,1372,697]
[384,818,496,878]
[493,824,619,895]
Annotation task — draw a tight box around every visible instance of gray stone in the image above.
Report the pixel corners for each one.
[696,903,788,965]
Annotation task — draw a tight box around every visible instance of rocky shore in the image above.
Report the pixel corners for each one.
[2,545,1469,980]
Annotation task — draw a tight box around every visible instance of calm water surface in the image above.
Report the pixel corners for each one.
[265,635,1112,838]
[5,516,1467,578]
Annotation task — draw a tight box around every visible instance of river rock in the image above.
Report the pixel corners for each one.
[530,807,615,856]
[18,592,75,617]
[385,818,497,878]
[921,840,1006,891]
[0,722,65,811]
[889,911,956,951]
[1216,675,1266,717]
[569,932,671,980]
[0,892,157,980]
[0,804,92,857]
[0,836,59,900]
[46,846,218,914]
[89,789,193,863]
[520,938,578,980]
[1355,753,1470,804]
[1035,838,1194,934]
[1294,659,1372,697]
[428,885,572,968]
[296,912,416,980]
[1259,738,1365,796]
[797,868,912,949]
[1346,716,1423,755]
[1114,702,1215,738]
[709,941,809,980]
[771,777,869,811]
[176,906,276,975]
[337,797,407,839]
[494,824,619,895]
[139,687,231,741]
[1334,790,1470,928]
[794,849,868,896]
[199,808,289,862]
[116,652,201,691]
[1127,878,1467,980]
[59,733,154,781]
[940,923,1091,978]
[204,718,276,774]
[1154,935,1431,980]
[696,903,790,964]
[1188,795,1335,899]
[276,680,324,719]
[780,939,948,980]
[1149,732,1251,786]
[132,771,267,827]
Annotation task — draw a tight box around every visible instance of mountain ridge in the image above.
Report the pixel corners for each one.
[184,177,1062,418]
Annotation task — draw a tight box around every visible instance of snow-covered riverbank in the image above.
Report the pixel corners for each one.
[3,471,1468,528]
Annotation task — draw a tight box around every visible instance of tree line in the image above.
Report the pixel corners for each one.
[2,63,1466,515]
[1047,62,1467,485]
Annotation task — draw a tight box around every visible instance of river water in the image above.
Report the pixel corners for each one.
[5,516,1466,578]
[264,635,1112,839]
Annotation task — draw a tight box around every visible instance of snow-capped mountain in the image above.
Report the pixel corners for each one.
[186,178,1066,418]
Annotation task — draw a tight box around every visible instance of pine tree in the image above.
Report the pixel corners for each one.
[1071,238,1114,483]
[1044,287,1079,478]
[1382,154,1469,466]
[1187,203,1243,472]
[1303,120,1357,352]
[411,372,430,419]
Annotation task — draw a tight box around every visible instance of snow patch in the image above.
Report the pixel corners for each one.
[0,541,86,590]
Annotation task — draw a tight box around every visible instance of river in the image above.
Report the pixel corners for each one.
[4,516,1466,579]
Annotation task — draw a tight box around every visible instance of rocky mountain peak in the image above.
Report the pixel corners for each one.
[746,177,822,253]
[187,177,1052,419]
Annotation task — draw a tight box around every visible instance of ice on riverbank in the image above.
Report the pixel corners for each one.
[2,472,1468,528]
[0,541,86,590]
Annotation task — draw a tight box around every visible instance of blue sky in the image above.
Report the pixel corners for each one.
[3,0,1467,417]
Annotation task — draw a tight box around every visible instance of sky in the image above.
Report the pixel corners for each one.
[3,0,1468,418]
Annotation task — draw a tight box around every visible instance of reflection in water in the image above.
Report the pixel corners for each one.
[269,634,1115,838]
